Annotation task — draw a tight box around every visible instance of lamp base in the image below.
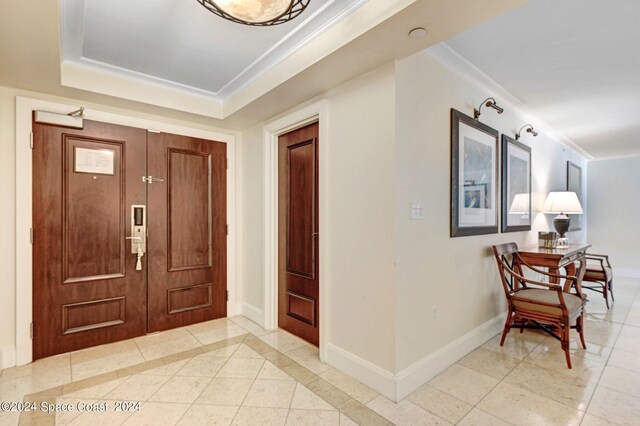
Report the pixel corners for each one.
[553,214,571,248]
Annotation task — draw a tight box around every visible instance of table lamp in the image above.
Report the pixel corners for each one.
[542,191,583,248]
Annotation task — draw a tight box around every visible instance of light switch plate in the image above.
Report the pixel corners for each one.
[410,202,425,220]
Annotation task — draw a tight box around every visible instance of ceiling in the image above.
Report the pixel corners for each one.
[443,0,640,159]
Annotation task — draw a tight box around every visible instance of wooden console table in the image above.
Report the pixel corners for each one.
[518,243,591,282]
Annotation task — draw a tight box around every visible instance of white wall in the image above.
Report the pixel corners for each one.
[588,157,640,276]
[241,63,398,372]
[0,86,241,368]
[393,51,588,373]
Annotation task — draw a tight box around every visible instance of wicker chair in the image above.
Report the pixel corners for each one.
[583,254,614,309]
[493,242,588,369]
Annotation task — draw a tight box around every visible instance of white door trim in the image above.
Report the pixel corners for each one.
[262,100,329,361]
[15,96,237,366]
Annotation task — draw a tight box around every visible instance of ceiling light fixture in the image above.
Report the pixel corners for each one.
[473,97,504,119]
[515,124,539,140]
[408,27,427,39]
[197,0,310,26]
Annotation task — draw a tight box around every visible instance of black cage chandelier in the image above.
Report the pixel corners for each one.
[197,0,310,26]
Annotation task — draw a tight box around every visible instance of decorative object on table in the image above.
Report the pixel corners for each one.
[197,0,310,26]
[450,109,499,237]
[538,231,558,248]
[515,124,539,140]
[566,161,583,231]
[493,242,588,369]
[501,135,531,232]
[583,253,615,309]
[542,191,583,248]
[473,97,504,119]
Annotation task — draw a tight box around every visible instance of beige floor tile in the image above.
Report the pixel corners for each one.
[71,349,145,382]
[579,414,618,426]
[187,318,235,334]
[481,333,542,361]
[176,356,227,377]
[457,347,520,380]
[134,328,202,361]
[339,413,358,426]
[103,374,169,401]
[290,383,335,411]
[231,407,288,426]
[457,408,512,426]
[138,359,190,376]
[598,365,640,399]
[259,331,308,354]
[366,395,452,426]
[0,365,71,399]
[205,344,241,358]
[217,358,265,379]
[336,399,389,426]
[256,361,294,381]
[477,382,584,426]
[573,318,622,347]
[607,347,640,373]
[503,361,598,410]
[406,384,472,423]
[53,397,90,425]
[231,344,263,359]
[587,385,640,426]
[189,323,248,345]
[0,353,69,383]
[70,340,139,365]
[149,375,211,403]
[68,401,136,426]
[230,316,272,337]
[195,378,254,405]
[528,336,612,365]
[122,401,190,426]
[63,377,126,399]
[319,368,378,404]
[242,380,296,408]
[177,405,238,426]
[427,364,498,405]
[0,410,21,426]
[286,346,331,375]
[285,409,339,425]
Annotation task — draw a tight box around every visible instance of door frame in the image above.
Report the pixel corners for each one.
[15,96,237,365]
[263,100,328,361]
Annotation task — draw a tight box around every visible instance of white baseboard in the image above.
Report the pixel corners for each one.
[616,269,640,279]
[395,312,506,401]
[0,345,16,370]
[325,343,397,400]
[239,302,265,327]
[324,313,506,402]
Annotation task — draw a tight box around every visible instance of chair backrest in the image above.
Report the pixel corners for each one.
[492,242,522,295]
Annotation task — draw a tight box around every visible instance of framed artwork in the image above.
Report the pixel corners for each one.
[500,135,531,232]
[450,109,499,237]
[567,161,583,231]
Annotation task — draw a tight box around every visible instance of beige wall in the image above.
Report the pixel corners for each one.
[240,63,398,371]
[588,157,640,274]
[393,51,588,371]
[0,87,241,366]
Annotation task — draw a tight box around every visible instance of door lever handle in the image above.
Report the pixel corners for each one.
[125,236,142,241]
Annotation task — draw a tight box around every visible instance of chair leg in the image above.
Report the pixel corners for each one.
[562,323,572,369]
[609,279,615,302]
[500,310,513,346]
[577,313,587,349]
[603,282,610,309]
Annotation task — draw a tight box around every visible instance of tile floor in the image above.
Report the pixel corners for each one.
[0,276,638,425]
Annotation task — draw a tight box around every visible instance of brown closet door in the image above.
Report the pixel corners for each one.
[278,122,319,346]
[32,119,148,360]
[147,132,227,332]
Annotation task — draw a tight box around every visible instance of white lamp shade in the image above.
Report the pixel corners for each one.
[542,191,583,214]
[509,193,530,214]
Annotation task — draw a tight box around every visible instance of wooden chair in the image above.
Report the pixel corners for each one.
[492,242,588,369]
[582,254,614,309]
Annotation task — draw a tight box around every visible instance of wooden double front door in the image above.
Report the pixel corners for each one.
[278,122,319,346]
[32,118,226,360]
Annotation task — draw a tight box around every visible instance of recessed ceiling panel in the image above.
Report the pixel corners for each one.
[80,0,328,94]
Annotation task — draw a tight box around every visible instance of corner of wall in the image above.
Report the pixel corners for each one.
[0,345,16,369]
[239,302,265,328]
